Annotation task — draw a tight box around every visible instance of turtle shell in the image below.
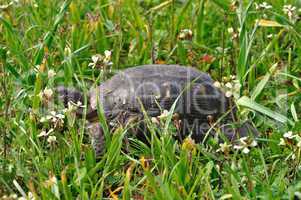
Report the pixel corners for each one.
[57,65,258,157]
[88,64,230,124]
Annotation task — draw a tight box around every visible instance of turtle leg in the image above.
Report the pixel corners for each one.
[87,122,105,158]
[218,121,259,142]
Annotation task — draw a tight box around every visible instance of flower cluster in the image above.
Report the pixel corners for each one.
[283,5,297,20]
[278,131,301,160]
[88,50,113,69]
[213,75,241,99]
[38,110,65,145]
[279,131,301,147]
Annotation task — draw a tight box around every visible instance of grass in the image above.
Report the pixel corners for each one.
[0,0,301,199]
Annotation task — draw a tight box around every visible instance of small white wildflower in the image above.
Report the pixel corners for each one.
[242,147,250,154]
[40,116,47,123]
[158,110,170,119]
[38,130,47,137]
[234,82,241,91]
[250,140,258,147]
[283,131,294,139]
[38,129,54,138]
[48,69,56,79]
[234,137,257,154]
[178,29,193,40]
[104,50,112,60]
[151,117,160,125]
[66,101,83,113]
[225,91,233,98]
[47,135,57,144]
[88,51,113,69]
[283,5,296,19]
[0,2,13,9]
[225,82,233,89]
[10,194,18,199]
[27,192,34,200]
[213,81,221,88]
[227,27,234,34]
[216,142,232,153]
[255,2,272,10]
[43,88,53,99]
[267,34,273,39]
[292,153,296,160]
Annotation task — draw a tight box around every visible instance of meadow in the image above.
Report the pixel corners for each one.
[0,0,301,199]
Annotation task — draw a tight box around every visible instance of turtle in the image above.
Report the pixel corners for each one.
[57,64,258,157]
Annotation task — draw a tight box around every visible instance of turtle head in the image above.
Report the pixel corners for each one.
[55,86,87,117]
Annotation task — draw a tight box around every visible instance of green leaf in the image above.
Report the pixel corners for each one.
[237,96,294,125]
[210,0,230,11]
[251,63,277,100]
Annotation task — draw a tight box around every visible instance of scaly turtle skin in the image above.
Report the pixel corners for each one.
[57,64,258,157]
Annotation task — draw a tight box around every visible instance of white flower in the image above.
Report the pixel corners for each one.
[38,129,54,138]
[234,82,241,91]
[255,2,272,10]
[178,29,193,40]
[104,50,112,59]
[38,130,47,137]
[242,147,250,154]
[283,131,294,139]
[92,55,100,63]
[48,70,56,79]
[40,111,65,128]
[88,51,113,69]
[158,110,170,119]
[47,135,57,144]
[283,5,296,19]
[151,117,160,125]
[225,91,232,98]
[267,34,273,39]
[213,81,221,88]
[225,82,233,89]
[227,27,234,34]
[234,137,257,154]
[250,140,258,147]
[43,88,53,99]
[292,153,296,160]
[216,142,232,153]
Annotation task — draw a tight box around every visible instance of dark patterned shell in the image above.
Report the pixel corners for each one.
[89,65,229,123]
[56,65,258,157]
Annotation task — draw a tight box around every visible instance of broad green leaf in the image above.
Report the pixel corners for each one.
[237,96,293,125]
